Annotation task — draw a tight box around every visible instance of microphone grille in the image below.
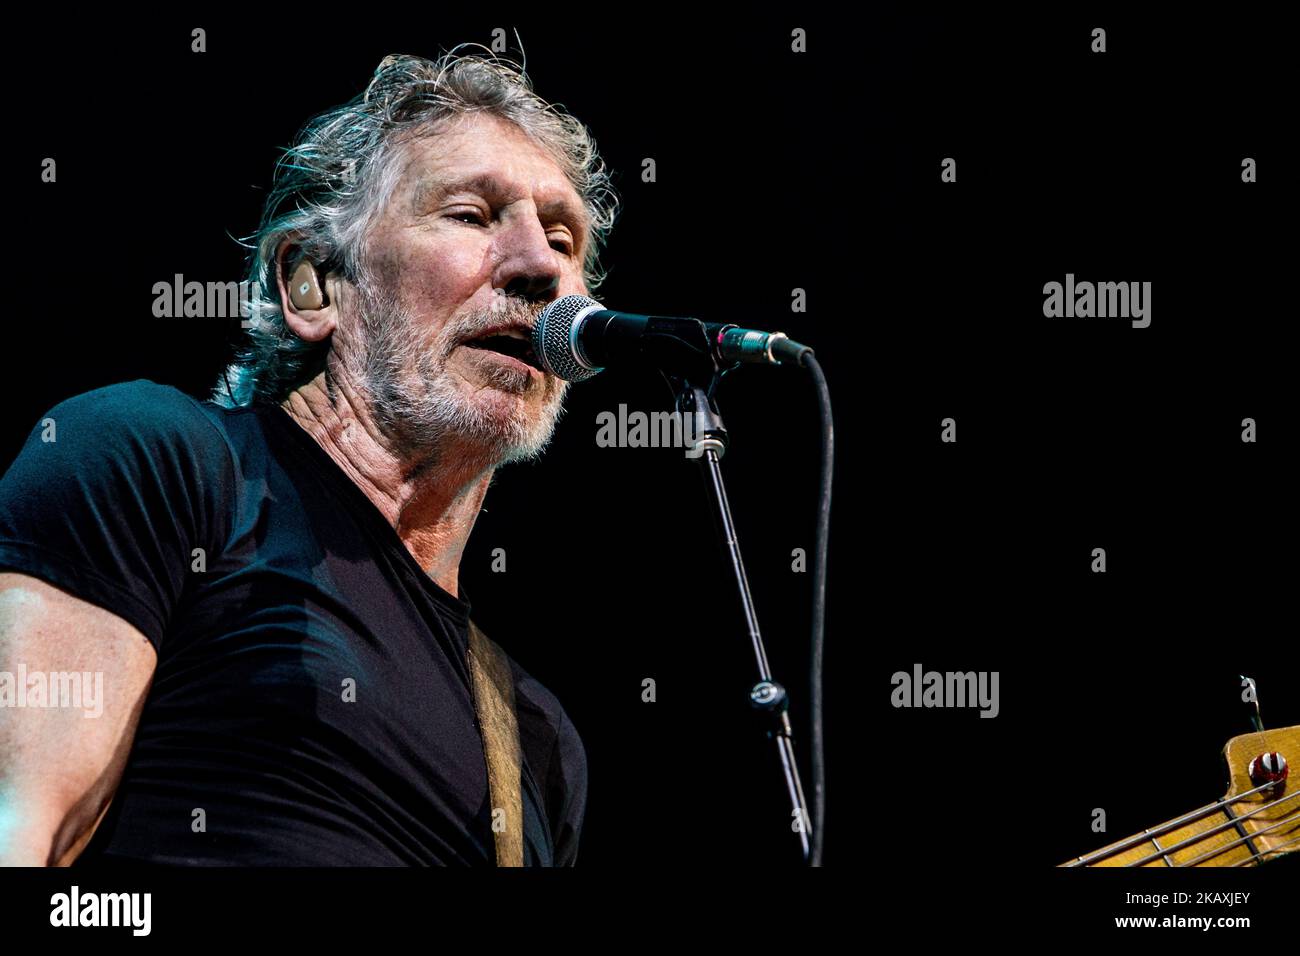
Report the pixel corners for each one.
[534,294,605,382]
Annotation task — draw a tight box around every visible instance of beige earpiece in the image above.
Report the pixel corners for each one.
[288,258,327,310]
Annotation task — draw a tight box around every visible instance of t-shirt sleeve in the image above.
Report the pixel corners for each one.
[548,707,589,866]
[512,661,590,866]
[0,380,235,651]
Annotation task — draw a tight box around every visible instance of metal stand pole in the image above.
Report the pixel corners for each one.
[676,381,811,862]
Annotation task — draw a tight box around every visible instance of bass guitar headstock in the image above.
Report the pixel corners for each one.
[1063,675,1298,868]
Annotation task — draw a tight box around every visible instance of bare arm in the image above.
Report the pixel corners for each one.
[0,572,157,866]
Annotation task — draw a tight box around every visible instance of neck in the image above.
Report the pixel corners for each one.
[1072,799,1262,868]
[280,368,495,598]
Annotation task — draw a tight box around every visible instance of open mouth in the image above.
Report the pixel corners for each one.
[462,332,543,372]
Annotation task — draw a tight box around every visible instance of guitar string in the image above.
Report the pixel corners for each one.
[1229,831,1300,866]
[1079,785,1300,867]
[1170,808,1300,867]
[1120,789,1300,868]
[1069,778,1290,867]
[1079,798,1300,868]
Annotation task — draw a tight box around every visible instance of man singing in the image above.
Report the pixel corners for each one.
[0,48,619,865]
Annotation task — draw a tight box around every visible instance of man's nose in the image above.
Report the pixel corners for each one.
[502,270,559,303]
[493,218,562,303]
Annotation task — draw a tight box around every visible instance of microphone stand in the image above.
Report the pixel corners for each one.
[667,360,812,863]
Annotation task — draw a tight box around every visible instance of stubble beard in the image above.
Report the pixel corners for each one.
[339,271,569,467]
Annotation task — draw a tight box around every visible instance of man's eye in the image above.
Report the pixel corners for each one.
[449,210,488,225]
[550,238,574,255]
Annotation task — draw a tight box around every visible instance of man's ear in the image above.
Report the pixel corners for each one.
[275,241,340,343]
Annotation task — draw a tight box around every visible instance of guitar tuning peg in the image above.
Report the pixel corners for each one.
[1247,752,1288,796]
[1241,675,1265,733]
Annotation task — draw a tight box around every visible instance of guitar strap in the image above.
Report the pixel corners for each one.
[466,619,525,867]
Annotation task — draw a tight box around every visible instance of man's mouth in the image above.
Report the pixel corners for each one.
[461,330,543,372]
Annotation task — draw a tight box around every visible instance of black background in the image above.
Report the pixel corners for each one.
[4,3,1295,939]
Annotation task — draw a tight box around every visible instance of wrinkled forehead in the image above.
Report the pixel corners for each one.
[395,114,589,234]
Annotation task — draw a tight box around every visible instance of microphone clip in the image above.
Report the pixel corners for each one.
[672,379,729,460]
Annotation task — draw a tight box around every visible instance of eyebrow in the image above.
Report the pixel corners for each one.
[413,171,589,246]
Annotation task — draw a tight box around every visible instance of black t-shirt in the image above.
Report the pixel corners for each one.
[0,380,586,865]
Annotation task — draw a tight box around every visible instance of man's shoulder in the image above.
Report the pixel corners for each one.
[9,379,241,512]
[36,379,227,447]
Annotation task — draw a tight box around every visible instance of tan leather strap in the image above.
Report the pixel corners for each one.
[466,619,524,867]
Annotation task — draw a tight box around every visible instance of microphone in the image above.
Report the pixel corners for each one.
[532,294,812,382]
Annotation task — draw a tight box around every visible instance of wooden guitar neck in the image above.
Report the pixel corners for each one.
[1064,725,1300,868]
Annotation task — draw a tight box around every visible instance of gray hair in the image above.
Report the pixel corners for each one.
[212,45,620,408]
